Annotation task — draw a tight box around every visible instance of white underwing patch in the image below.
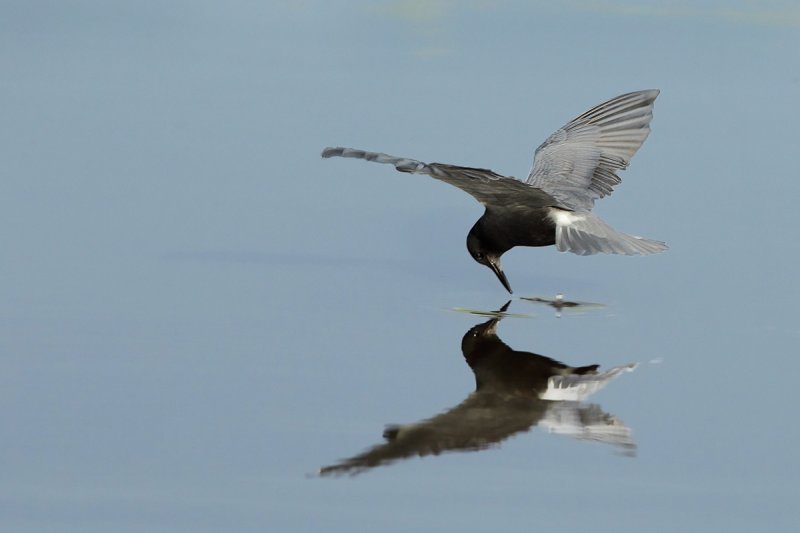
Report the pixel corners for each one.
[548,208,585,227]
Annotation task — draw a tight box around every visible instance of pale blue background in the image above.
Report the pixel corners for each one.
[2,1,799,531]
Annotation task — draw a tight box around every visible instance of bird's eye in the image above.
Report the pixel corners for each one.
[476,252,484,260]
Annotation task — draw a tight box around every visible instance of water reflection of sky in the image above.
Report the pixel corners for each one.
[2,1,799,531]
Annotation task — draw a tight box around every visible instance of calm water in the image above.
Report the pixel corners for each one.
[2,2,799,531]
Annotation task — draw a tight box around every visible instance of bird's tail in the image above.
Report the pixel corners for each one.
[552,210,667,256]
[540,363,638,402]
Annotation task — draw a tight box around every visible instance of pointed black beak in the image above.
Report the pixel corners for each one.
[489,261,512,294]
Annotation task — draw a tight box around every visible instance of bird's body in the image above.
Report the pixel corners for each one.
[470,206,557,256]
[323,90,667,292]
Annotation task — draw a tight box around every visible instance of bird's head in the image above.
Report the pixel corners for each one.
[467,230,512,293]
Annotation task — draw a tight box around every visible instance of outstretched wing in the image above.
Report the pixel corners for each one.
[527,90,659,211]
[322,147,556,209]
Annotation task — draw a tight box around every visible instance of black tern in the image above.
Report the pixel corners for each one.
[322,90,666,292]
[319,303,636,476]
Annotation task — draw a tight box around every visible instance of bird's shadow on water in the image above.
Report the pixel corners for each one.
[317,302,637,477]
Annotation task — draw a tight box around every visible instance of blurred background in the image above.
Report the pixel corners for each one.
[2,1,798,531]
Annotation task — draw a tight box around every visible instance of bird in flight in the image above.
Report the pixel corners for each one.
[322,90,666,293]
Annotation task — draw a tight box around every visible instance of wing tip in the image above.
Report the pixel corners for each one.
[321,146,344,158]
[623,89,660,103]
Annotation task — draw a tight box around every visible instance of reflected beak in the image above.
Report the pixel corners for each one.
[485,301,512,332]
[489,261,513,294]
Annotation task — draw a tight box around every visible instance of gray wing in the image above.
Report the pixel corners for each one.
[526,90,659,211]
[323,147,556,208]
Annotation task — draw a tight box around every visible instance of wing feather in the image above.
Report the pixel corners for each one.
[552,210,667,255]
[527,90,659,210]
[323,146,556,208]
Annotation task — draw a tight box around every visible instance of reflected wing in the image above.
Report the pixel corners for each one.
[319,392,546,476]
[540,402,636,454]
[537,362,639,454]
[526,90,659,211]
[322,147,556,208]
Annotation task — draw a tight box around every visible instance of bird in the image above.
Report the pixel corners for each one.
[322,90,667,293]
[318,302,637,476]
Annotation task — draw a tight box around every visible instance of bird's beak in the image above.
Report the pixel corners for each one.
[489,261,513,294]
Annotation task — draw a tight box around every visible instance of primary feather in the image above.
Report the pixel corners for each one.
[527,90,659,211]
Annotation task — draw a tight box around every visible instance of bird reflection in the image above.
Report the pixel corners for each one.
[319,303,637,476]
[521,293,605,317]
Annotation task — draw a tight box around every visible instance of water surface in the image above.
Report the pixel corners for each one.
[2,1,799,531]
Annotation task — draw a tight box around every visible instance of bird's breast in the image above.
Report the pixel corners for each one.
[482,207,557,249]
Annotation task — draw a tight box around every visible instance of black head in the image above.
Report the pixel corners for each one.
[467,229,512,293]
[461,301,511,354]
